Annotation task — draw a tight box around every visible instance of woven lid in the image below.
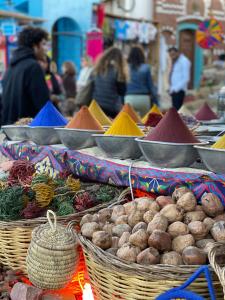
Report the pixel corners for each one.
[32,210,76,250]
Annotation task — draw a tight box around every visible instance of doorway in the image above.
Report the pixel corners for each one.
[179,29,195,89]
[52,17,83,72]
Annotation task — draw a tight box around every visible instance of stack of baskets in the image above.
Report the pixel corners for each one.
[79,235,223,300]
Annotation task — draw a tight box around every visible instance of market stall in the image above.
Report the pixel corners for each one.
[1,100,225,299]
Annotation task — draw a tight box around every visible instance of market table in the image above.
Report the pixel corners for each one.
[1,141,225,203]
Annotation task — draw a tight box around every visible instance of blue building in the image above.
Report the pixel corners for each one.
[0,0,100,70]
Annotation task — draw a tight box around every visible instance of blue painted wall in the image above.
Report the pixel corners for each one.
[54,17,82,71]
[41,0,100,71]
[177,23,203,89]
[0,0,100,71]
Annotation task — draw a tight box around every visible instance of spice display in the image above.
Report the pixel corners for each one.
[145,107,199,143]
[145,112,162,127]
[89,100,112,126]
[120,103,142,124]
[66,106,104,130]
[142,104,163,124]
[8,160,35,187]
[14,117,33,125]
[105,112,144,136]
[179,106,193,117]
[0,161,122,220]
[81,187,224,265]
[29,101,68,127]
[32,183,54,208]
[211,134,225,149]
[195,102,218,121]
[0,186,24,221]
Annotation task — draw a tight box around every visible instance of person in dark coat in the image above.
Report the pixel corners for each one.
[92,47,128,118]
[2,26,50,125]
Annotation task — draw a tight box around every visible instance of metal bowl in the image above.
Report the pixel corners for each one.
[194,145,225,174]
[93,135,142,159]
[1,125,29,141]
[27,126,61,145]
[56,128,104,150]
[136,138,204,168]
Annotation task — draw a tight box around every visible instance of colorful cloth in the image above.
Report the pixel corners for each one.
[1,142,225,203]
[114,20,129,40]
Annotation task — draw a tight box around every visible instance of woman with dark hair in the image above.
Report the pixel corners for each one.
[62,61,76,98]
[92,46,128,118]
[125,45,158,116]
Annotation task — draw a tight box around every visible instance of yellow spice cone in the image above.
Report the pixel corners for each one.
[105,112,144,136]
[211,134,225,149]
[89,100,112,126]
[142,104,162,124]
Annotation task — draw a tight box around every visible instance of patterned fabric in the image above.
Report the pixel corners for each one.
[1,141,225,203]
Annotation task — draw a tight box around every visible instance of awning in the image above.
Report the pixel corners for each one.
[0,9,46,23]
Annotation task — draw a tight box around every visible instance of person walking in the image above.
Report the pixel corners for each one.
[125,45,158,117]
[168,47,191,110]
[92,47,128,118]
[62,61,76,98]
[2,26,49,125]
[77,55,93,92]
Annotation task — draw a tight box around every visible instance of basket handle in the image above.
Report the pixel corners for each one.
[47,210,57,232]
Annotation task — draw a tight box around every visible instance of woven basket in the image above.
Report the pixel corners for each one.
[209,242,225,299]
[27,210,79,290]
[0,188,129,273]
[79,236,223,300]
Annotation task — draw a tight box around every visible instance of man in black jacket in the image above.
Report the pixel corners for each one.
[2,26,50,125]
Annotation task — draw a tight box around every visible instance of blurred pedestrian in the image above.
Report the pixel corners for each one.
[125,45,158,116]
[2,26,49,124]
[92,47,128,118]
[39,55,63,108]
[62,61,76,98]
[168,47,191,110]
[77,55,93,92]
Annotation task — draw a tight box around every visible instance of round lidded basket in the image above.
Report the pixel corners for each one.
[26,210,79,290]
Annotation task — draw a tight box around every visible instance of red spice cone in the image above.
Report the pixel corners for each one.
[195,102,218,121]
[145,107,199,143]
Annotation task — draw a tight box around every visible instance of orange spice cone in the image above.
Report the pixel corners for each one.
[66,106,104,130]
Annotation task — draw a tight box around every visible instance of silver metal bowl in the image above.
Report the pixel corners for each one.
[27,126,61,145]
[136,138,204,168]
[56,128,104,150]
[194,145,225,174]
[1,125,29,141]
[93,135,142,159]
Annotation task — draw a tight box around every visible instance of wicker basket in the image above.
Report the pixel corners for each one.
[79,236,223,300]
[209,242,225,299]
[27,210,79,290]
[0,188,130,273]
